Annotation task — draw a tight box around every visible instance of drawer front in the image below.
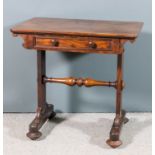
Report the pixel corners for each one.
[34,36,121,54]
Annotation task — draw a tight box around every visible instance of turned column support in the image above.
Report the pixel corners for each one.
[43,77,125,89]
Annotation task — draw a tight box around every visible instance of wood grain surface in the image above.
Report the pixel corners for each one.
[11,17,143,39]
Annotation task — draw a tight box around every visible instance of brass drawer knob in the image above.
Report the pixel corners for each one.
[88,41,97,49]
[51,39,59,47]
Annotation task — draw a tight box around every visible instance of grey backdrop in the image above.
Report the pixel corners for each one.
[4,0,152,112]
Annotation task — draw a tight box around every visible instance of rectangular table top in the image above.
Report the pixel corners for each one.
[11,17,143,39]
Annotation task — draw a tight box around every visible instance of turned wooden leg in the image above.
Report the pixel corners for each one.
[27,50,56,140]
[106,53,129,148]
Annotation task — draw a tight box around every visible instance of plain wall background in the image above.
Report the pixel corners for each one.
[4,0,152,112]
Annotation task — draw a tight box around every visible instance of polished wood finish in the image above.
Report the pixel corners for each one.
[11,17,143,39]
[26,51,56,140]
[106,53,128,147]
[43,77,121,88]
[11,17,143,148]
[106,110,129,148]
[35,36,118,54]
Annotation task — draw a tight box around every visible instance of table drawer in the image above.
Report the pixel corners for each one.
[34,36,121,54]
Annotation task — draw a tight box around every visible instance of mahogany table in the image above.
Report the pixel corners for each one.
[11,17,143,148]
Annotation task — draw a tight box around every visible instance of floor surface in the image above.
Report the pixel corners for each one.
[3,113,152,155]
